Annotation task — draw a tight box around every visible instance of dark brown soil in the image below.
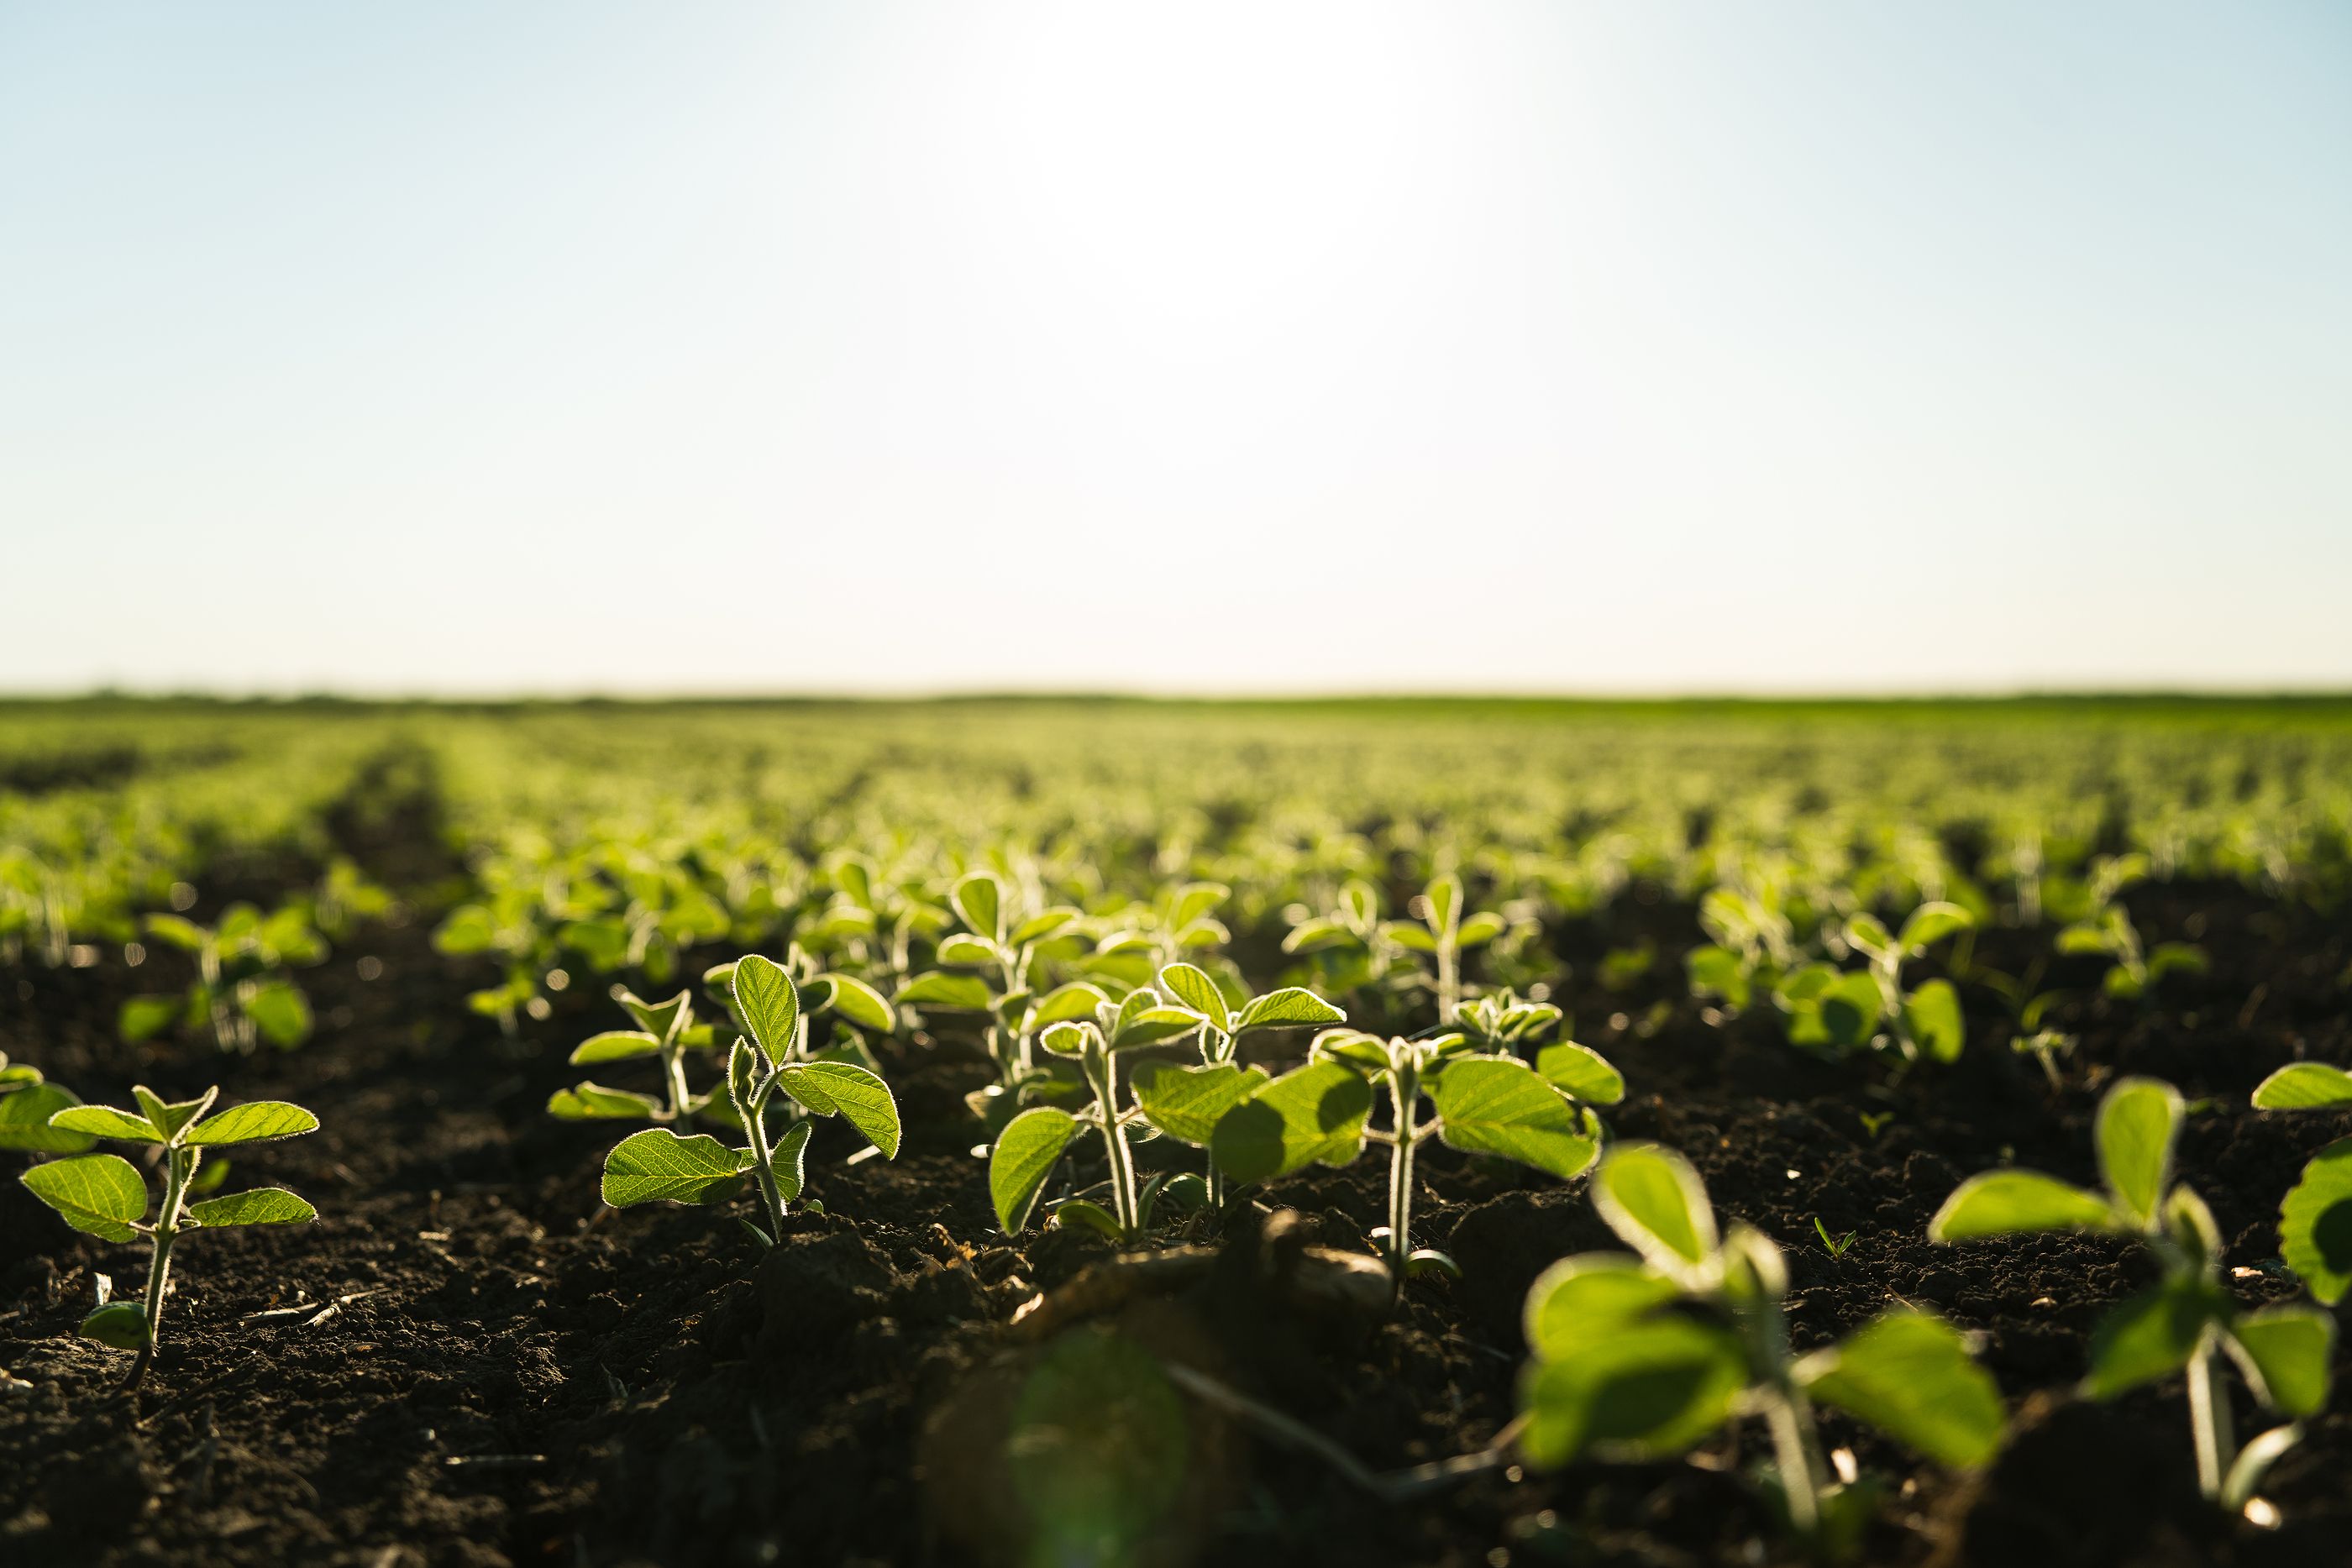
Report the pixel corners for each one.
[3,875,2349,1568]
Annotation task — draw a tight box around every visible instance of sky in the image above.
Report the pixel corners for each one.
[3,1,2348,696]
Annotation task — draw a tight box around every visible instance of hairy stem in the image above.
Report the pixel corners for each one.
[1385,1065,1420,1273]
[735,1071,787,1240]
[133,1146,199,1386]
[1088,1050,1140,1237]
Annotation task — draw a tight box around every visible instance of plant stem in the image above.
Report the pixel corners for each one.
[662,1044,693,1122]
[1385,1064,1421,1274]
[133,1146,198,1387]
[1436,942,1460,1021]
[2188,1333,2236,1501]
[1087,1048,1140,1237]
[1762,1390,1824,1538]
[735,1071,787,1240]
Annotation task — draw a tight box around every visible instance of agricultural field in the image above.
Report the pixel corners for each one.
[3,695,2350,1567]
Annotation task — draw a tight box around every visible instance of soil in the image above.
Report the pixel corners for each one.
[3,862,2349,1568]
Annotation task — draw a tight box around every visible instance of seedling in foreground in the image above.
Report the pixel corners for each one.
[1931,1077,2334,1508]
[599,954,901,1247]
[19,1087,318,1386]
[2249,1062,2352,1306]
[988,987,1208,1240]
[1520,1143,2002,1556]
[1214,1026,1616,1278]
[1128,962,1344,1208]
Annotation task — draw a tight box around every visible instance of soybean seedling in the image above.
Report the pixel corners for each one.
[2248,1062,2352,1307]
[1127,962,1345,1209]
[1931,1077,2335,1508]
[120,901,325,1051]
[598,953,901,1248]
[1382,873,1507,1022]
[1206,1026,1618,1279]
[19,1088,318,1386]
[988,987,1207,1240]
[2053,853,2207,1002]
[1776,901,1973,1066]
[1520,1143,2002,1557]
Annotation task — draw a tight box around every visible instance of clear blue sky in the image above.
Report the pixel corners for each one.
[3,2,2347,695]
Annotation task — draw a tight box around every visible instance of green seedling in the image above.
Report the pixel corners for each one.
[549,983,710,1124]
[1522,1143,2002,1556]
[598,953,900,1247]
[120,901,325,1051]
[895,869,1089,1125]
[1686,878,1801,1013]
[2053,853,2206,1001]
[1775,901,1972,1065]
[1932,1077,2334,1508]
[1205,1025,1618,1279]
[988,987,1208,1240]
[0,1052,96,1154]
[2249,1062,2352,1307]
[1127,962,1344,1208]
[1382,873,1506,1021]
[1285,873,1506,1025]
[1812,1217,1857,1259]
[20,1087,319,1386]
[2012,1028,2078,1092]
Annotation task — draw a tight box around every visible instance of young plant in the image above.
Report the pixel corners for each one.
[1775,901,1971,1065]
[1128,962,1345,1208]
[548,983,709,1124]
[1931,1077,2335,1508]
[2053,853,2207,1002]
[598,953,901,1247]
[19,1087,319,1386]
[1209,1025,1615,1279]
[895,870,1092,1125]
[1381,873,1507,1021]
[0,1052,97,1154]
[2249,1062,2352,1307]
[1521,1144,2002,1555]
[988,987,1208,1240]
[120,901,325,1051]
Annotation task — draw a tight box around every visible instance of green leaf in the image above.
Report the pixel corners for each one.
[1424,874,1462,941]
[814,973,896,1033]
[1518,1318,1747,1466]
[1536,1041,1625,1105]
[187,1187,316,1227]
[1817,971,1883,1049]
[118,994,182,1042]
[1011,906,1079,945]
[1028,981,1110,1029]
[1929,1170,2118,1241]
[134,1086,214,1141]
[2253,1062,2352,1111]
[1898,901,1973,955]
[732,953,801,1066]
[1686,945,1752,1009]
[570,1030,664,1067]
[49,1104,166,1144]
[614,988,691,1041]
[937,933,999,965]
[1234,987,1345,1033]
[2096,1077,2182,1228]
[433,905,496,956]
[2082,1279,2226,1400]
[1797,1310,2004,1469]
[143,913,209,952]
[2277,1136,2352,1305]
[186,1101,320,1146]
[1382,920,1438,953]
[20,1153,148,1241]
[547,1082,666,1120]
[1210,1060,1373,1186]
[1590,1144,1719,1280]
[0,1083,97,1154]
[1131,1062,1268,1146]
[1155,963,1231,1032]
[2226,1304,2335,1418]
[559,918,631,971]
[1039,1020,1094,1057]
[776,1062,901,1157]
[990,1106,1079,1233]
[952,872,1002,940]
[1903,978,1965,1063]
[1108,1005,1205,1051]
[895,972,995,1010]
[1522,1254,1682,1362]
[81,1300,150,1350]
[769,1119,813,1204]
[1456,910,1507,949]
[1431,1057,1599,1180]
[1053,1198,1126,1241]
[243,978,312,1048]
[601,1128,748,1207]
[1282,916,1353,954]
